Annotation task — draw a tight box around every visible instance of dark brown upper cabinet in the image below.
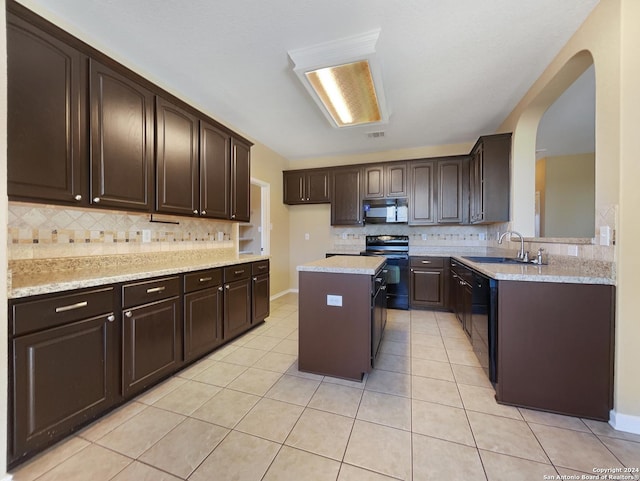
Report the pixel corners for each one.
[90,60,155,211]
[7,13,87,205]
[155,97,200,216]
[408,160,436,225]
[200,121,231,219]
[231,139,251,222]
[331,166,363,226]
[437,157,466,223]
[363,162,408,199]
[283,169,330,204]
[470,133,511,224]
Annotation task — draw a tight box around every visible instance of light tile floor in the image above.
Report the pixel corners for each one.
[10,293,640,481]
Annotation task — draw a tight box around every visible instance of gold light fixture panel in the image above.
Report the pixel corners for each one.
[305,60,381,127]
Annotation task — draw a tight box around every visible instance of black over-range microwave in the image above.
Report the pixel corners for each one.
[363,198,408,224]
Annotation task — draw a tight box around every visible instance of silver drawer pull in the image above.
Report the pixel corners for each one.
[107,314,115,322]
[199,277,213,282]
[125,311,133,318]
[421,260,432,264]
[234,270,245,275]
[55,301,88,313]
[146,286,166,294]
[253,277,258,281]
[257,265,267,270]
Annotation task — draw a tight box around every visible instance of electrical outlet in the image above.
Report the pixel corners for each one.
[599,226,610,246]
[479,233,487,241]
[327,295,343,307]
[341,233,347,240]
[304,233,310,240]
[421,233,427,241]
[568,245,579,256]
[142,229,151,243]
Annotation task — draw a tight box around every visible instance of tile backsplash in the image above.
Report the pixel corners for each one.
[8,202,235,260]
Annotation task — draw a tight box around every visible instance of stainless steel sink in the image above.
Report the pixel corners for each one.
[462,256,523,264]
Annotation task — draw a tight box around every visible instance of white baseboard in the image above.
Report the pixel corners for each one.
[1,474,14,481]
[270,288,298,301]
[609,409,640,435]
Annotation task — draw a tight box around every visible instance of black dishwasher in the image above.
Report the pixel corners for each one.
[471,271,498,385]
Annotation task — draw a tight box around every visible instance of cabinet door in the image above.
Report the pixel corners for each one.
[90,60,154,211]
[224,278,252,340]
[438,159,463,223]
[7,14,87,205]
[200,121,231,219]
[184,287,223,362]
[410,269,444,307]
[283,171,306,204]
[363,165,384,199]
[156,97,199,215]
[408,160,435,225]
[306,170,330,203]
[385,162,407,198]
[331,167,363,226]
[470,146,484,223]
[11,313,117,461]
[231,139,251,222]
[122,297,182,397]
[252,273,270,323]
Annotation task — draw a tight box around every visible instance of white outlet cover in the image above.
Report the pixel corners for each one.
[568,245,579,256]
[142,229,151,243]
[327,294,343,307]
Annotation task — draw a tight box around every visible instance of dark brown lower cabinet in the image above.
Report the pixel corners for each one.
[409,257,446,308]
[184,269,224,362]
[122,277,182,397]
[497,281,615,420]
[9,260,268,467]
[252,260,270,323]
[9,287,117,466]
[223,275,252,340]
[449,259,473,336]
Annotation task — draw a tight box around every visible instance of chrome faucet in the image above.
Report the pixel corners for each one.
[498,231,525,260]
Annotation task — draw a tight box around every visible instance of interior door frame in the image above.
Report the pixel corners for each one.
[251,177,270,256]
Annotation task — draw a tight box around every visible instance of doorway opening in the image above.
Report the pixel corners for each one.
[239,178,270,256]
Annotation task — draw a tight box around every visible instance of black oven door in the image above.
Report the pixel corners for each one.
[383,257,409,310]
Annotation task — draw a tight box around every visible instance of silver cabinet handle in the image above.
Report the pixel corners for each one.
[201,210,207,215]
[193,209,199,215]
[74,194,82,201]
[225,285,230,290]
[253,277,257,281]
[257,265,267,270]
[231,214,236,219]
[218,286,223,291]
[146,286,166,294]
[381,286,387,290]
[234,270,245,275]
[55,301,88,313]
[125,311,133,318]
[199,277,213,282]
[107,314,115,322]
[93,197,100,203]
[421,260,432,264]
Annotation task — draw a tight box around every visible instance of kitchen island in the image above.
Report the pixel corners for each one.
[297,255,387,381]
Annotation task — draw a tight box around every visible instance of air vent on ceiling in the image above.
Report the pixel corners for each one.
[367,131,385,139]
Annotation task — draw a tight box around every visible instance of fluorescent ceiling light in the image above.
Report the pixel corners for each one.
[289,30,389,128]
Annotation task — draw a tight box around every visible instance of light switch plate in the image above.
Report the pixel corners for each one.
[327,294,343,307]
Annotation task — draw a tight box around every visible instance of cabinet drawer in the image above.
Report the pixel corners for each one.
[184,269,222,293]
[224,264,251,282]
[410,257,444,268]
[122,276,180,308]
[11,287,114,337]
[252,260,270,276]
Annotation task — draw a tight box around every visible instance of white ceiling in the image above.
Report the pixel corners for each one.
[19,0,599,161]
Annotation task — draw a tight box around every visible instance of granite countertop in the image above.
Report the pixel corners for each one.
[452,256,615,285]
[297,255,386,275]
[9,249,268,299]
[325,246,615,285]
